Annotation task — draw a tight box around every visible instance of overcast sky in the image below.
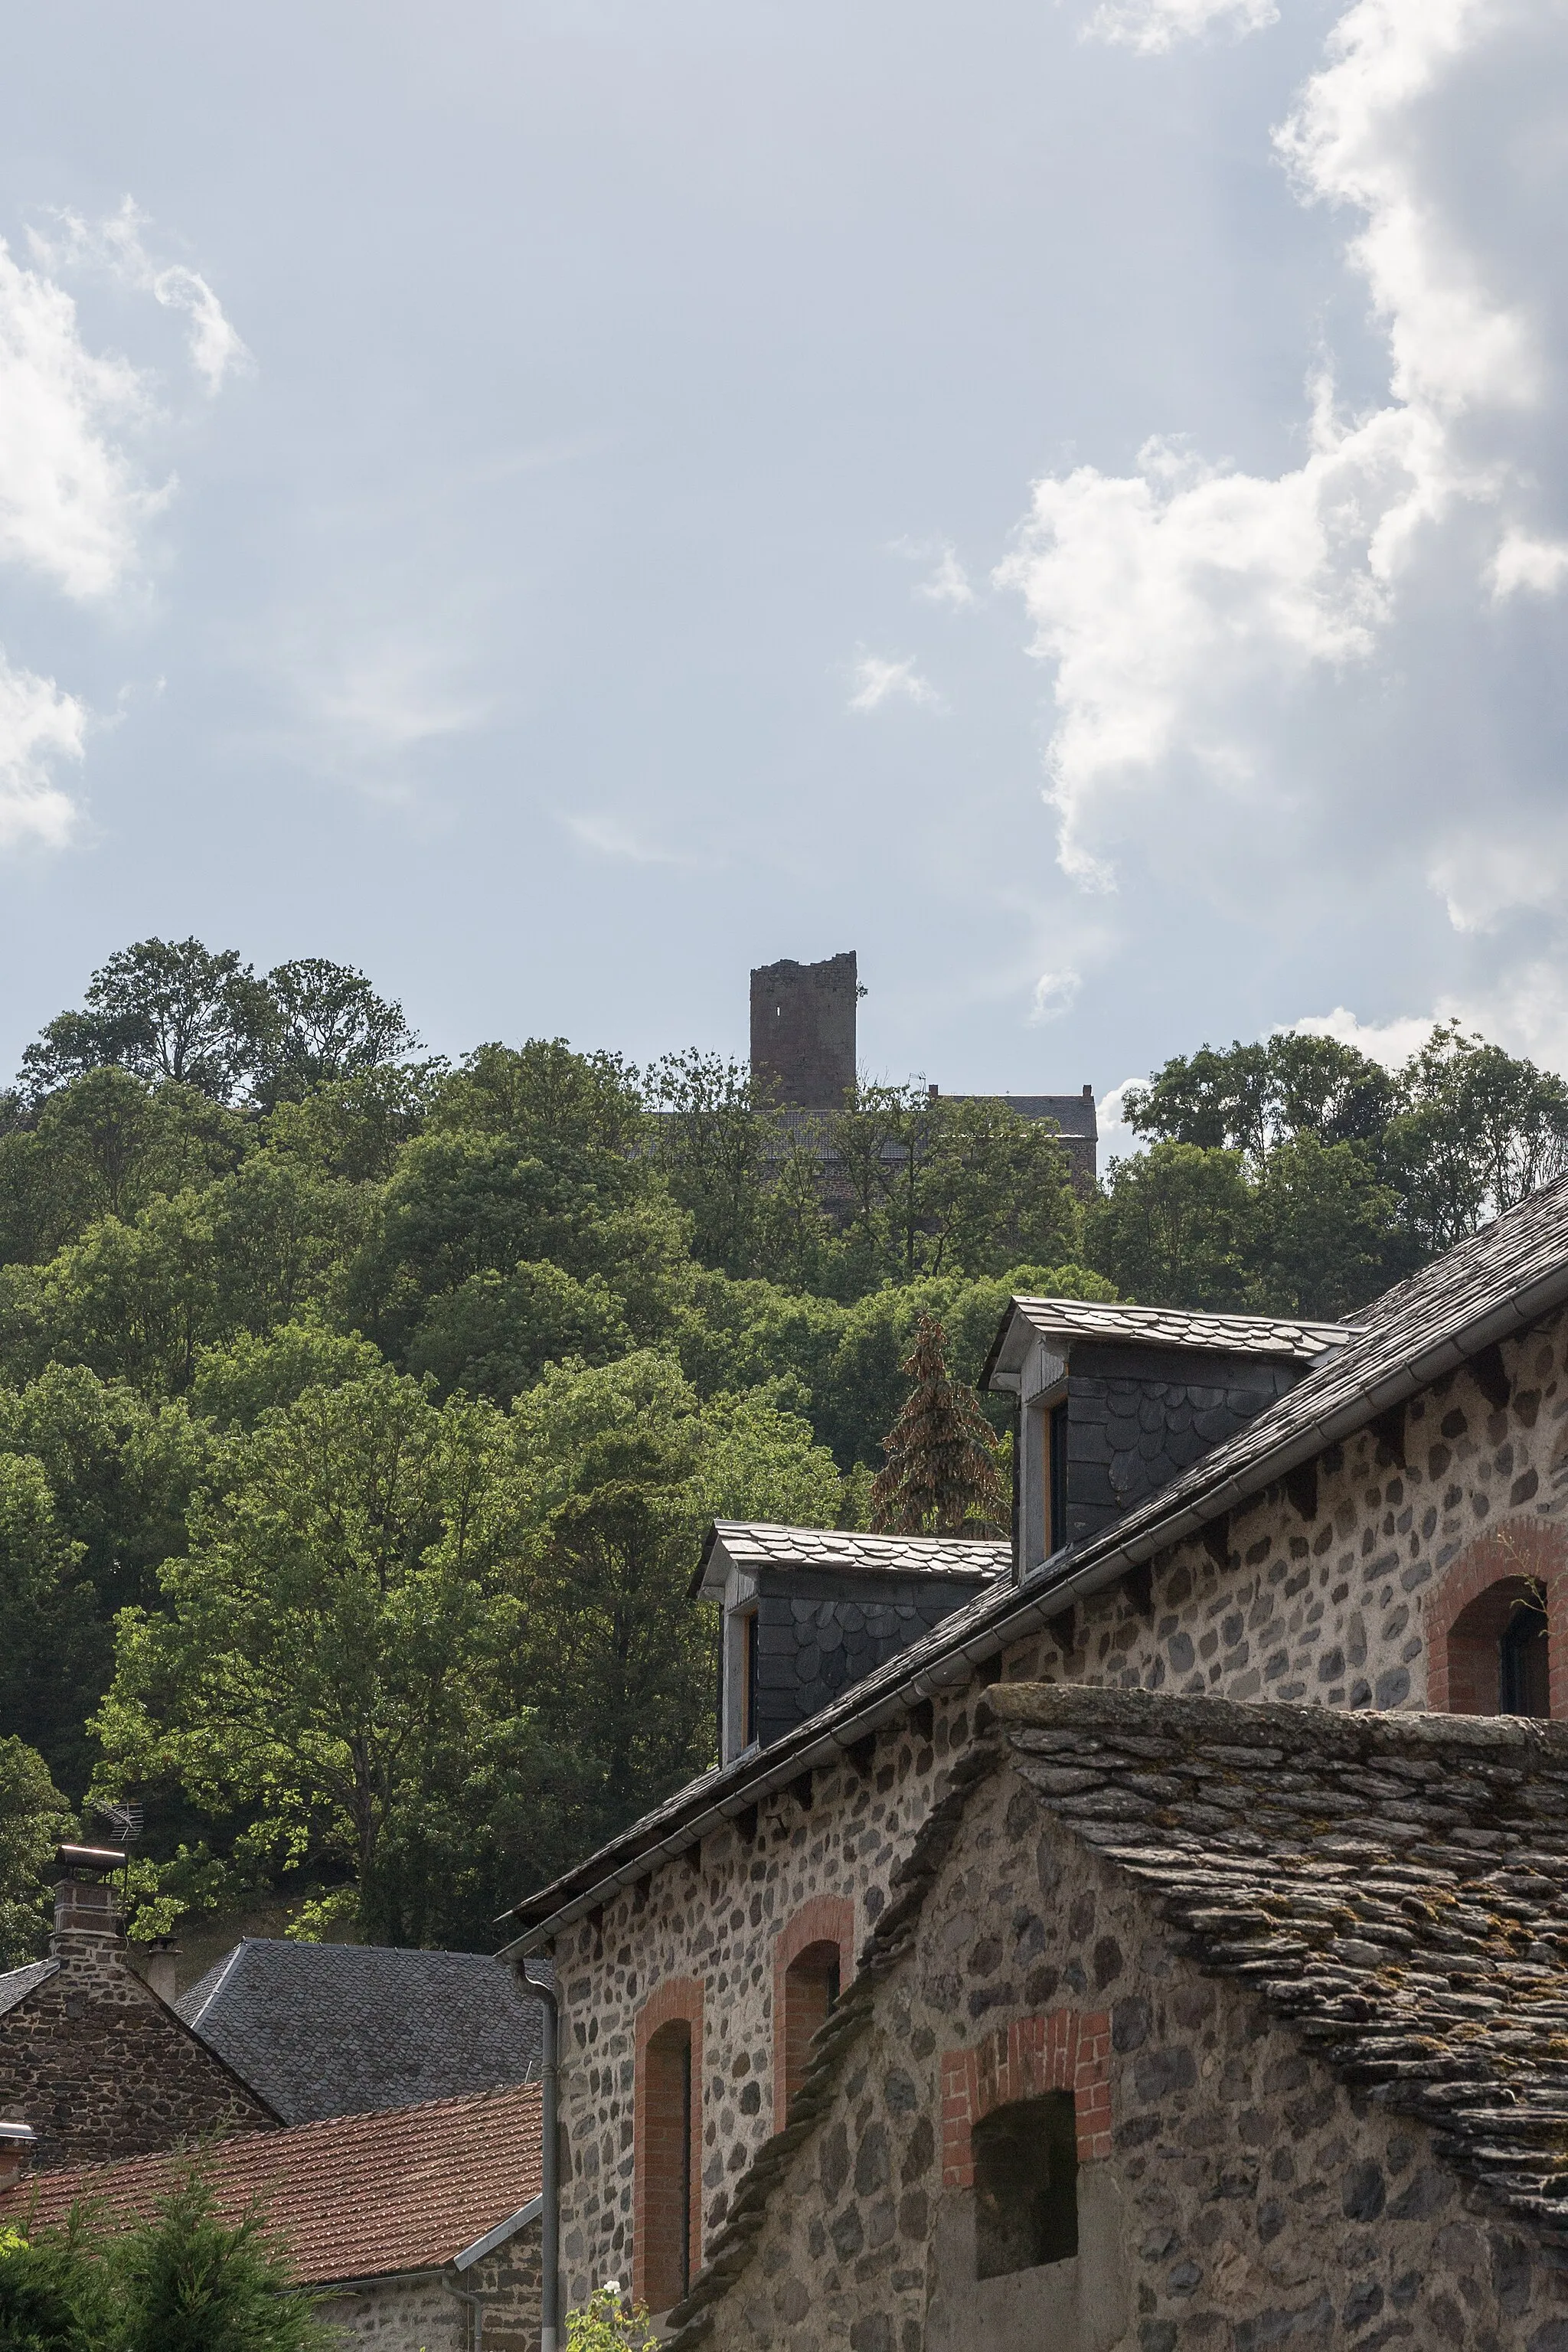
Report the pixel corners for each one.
[1,0,1564,1138]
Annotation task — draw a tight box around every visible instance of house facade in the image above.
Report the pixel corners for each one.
[0,1850,278,2168]
[503,1178,1568,2340]
[0,2082,544,2352]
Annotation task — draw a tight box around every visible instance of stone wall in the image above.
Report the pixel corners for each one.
[691,1766,1568,2350]
[546,1301,1568,2311]
[750,954,858,1109]
[322,2230,541,2352]
[0,1933,276,2167]
[555,1707,986,2307]
[998,1303,1568,1718]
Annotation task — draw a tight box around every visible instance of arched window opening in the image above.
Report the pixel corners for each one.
[973,2091,1079,2280]
[1446,1576,1551,1719]
[780,1940,841,2122]
[1502,1592,1550,1715]
[642,2020,693,2311]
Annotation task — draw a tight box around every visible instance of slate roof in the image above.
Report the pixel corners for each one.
[0,2082,542,2285]
[697,1522,1011,1592]
[664,1686,1568,2342]
[0,1960,56,2020]
[987,1295,1353,1372]
[506,1175,1568,1947]
[980,1684,1568,2247]
[177,1942,543,2125]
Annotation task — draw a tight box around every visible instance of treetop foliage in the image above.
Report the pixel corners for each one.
[0,935,1563,1957]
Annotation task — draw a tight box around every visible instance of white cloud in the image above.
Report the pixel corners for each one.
[0,652,86,851]
[1000,0,1568,918]
[31,199,250,395]
[1488,528,1568,599]
[564,812,693,865]
[311,635,488,760]
[1031,968,1082,1021]
[1282,1004,1444,1070]
[0,235,161,600]
[848,652,946,713]
[1095,1074,1152,1161]
[1086,0,1277,57]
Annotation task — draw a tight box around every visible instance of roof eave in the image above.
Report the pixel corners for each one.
[452,2194,544,2272]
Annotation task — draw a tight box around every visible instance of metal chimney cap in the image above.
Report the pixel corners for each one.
[54,1844,126,1876]
[0,2122,36,2145]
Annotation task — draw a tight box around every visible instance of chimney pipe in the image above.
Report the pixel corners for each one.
[140,1938,181,2005]
[0,2122,36,2193]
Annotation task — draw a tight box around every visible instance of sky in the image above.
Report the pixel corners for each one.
[0,0,1565,1152]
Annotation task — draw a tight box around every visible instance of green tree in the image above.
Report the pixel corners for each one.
[645,1050,779,1278]
[0,2163,330,2352]
[1250,1133,1402,1319]
[510,1352,841,1848]
[868,1313,1008,1537]
[0,1736,73,1966]
[1386,1021,1568,1252]
[253,959,418,1108]
[407,1261,632,1401]
[0,1074,247,1269]
[93,1367,527,1945]
[19,939,274,1105]
[0,1452,103,1790]
[1119,1032,1395,1165]
[1088,1143,1255,1311]
[116,2162,331,2352]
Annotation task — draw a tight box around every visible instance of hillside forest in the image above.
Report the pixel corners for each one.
[0,936,1565,1965]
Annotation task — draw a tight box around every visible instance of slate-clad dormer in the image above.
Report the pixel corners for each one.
[982,1298,1353,1576]
[692,1524,1010,1764]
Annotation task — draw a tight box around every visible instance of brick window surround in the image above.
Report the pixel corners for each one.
[1426,1521,1568,1719]
[633,1977,704,2312]
[773,1896,856,2126]
[941,2009,1112,2191]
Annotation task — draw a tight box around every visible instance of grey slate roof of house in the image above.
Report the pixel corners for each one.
[505,1174,1568,1947]
[176,1941,544,2125]
[990,1295,1354,1367]
[700,1523,1011,1583]
[0,1960,56,2020]
[664,1684,1568,2343]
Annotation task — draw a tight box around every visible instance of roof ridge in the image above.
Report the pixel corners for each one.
[184,1936,247,2030]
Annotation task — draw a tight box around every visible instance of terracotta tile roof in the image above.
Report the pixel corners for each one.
[704,1523,1011,1583]
[0,2082,541,2286]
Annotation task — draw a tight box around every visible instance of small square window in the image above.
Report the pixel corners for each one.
[973,2092,1078,2279]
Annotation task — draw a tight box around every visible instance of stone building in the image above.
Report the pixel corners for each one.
[0,2082,544,2352]
[746,949,1099,1186]
[0,1848,277,2168]
[502,1174,1568,2344]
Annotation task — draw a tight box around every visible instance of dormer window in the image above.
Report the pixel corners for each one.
[693,1525,1011,1763]
[985,1298,1353,1579]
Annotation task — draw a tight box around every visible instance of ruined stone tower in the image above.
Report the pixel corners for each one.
[749,952,858,1109]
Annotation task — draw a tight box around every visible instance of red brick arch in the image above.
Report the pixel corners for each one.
[773,1895,856,2125]
[633,1976,704,2312]
[941,2008,1112,2190]
[1426,1519,1568,1717]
